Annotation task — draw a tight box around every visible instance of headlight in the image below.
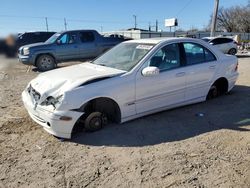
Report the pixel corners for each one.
[23,47,30,56]
[41,95,63,109]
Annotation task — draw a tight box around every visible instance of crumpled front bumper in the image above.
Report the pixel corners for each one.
[22,90,83,139]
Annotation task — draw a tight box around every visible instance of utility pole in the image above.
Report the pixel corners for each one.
[64,18,67,31]
[133,15,137,29]
[148,22,151,31]
[156,19,158,32]
[210,0,219,37]
[45,17,49,31]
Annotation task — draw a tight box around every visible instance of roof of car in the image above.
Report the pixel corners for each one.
[58,29,97,34]
[202,36,233,40]
[125,37,201,45]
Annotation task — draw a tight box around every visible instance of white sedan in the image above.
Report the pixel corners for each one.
[22,38,239,139]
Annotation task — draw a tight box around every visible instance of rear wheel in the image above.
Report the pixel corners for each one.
[206,84,219,100]
[228,48,237,55]
[36,54,56,71]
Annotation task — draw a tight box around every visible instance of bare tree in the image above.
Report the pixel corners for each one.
[208,4,250,33]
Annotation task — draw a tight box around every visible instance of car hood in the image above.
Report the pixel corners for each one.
[20,42,51,49]
[29,63,126,103]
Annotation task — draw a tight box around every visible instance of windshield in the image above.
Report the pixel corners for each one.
[92,42,154,71]
[45,33,61,44]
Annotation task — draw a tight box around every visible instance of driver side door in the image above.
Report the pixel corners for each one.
[55,32,79,60]
[135,43,186,114]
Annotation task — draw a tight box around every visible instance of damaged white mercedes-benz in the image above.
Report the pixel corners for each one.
[22,38,239,139]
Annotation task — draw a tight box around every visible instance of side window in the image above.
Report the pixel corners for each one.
[183,43,216,65]
[26,34,34,43]
[210,38,221,45]
[224,38,233,43]
[80,32,95,43]
[58,33,77,44]
[33,33,41,42]
[149,43,181,71]
[59,33,68,44]
[204,48,216,62]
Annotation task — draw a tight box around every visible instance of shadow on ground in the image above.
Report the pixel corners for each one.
[70,85,250,147]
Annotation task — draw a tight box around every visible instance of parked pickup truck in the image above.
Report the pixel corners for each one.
[18,30,130,71]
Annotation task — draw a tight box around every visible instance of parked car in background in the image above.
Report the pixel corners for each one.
[5,31,55,57]
[108,34,132,40]
[18,30,130,71]
[0,38,6,54]
[22,37,239,139]
[202,37,238,55]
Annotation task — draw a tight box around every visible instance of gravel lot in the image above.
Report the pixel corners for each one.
[0,55,250,188]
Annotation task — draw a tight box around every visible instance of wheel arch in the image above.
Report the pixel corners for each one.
[76,96,122,123]
[210,77,229,93]
[35,53,57,66]
[227,48,237,55]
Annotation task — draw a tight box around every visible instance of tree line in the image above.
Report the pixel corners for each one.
[213,1,250,33]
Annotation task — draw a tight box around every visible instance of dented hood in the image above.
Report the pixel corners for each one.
[30,63,125,101]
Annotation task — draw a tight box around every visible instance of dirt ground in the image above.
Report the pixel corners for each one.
[0,55,250,188]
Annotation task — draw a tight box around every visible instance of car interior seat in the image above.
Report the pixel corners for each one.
[150,56,163,67]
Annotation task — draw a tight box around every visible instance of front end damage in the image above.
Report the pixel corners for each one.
[22,84,83,139]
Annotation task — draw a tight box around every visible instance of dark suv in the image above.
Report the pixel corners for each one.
[5,31,55,56]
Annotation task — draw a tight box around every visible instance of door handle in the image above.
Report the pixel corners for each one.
[209,65,216,69]
[176,72,185,77]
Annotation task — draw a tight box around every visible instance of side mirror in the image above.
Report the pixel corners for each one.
[142,66,160,77]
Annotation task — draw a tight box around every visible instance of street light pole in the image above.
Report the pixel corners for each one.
[210,0,219,37]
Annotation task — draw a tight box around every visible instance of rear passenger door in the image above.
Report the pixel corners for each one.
[78,31,98,59]
[182,42,217,101]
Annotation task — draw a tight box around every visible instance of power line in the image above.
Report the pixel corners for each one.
[175,0,193,16]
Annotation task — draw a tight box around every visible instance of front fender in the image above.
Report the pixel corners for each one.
[33,49,57,64]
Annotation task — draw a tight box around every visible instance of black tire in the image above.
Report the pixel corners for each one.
[36,54,56,71]
[84,112,107,132]
[228,48,237,55]
[206,84,219,100]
